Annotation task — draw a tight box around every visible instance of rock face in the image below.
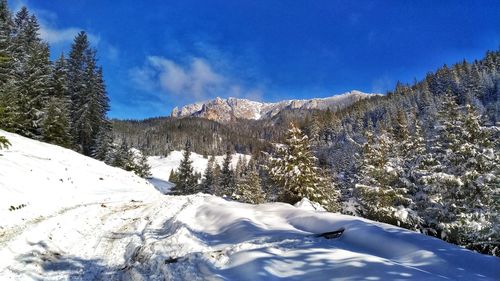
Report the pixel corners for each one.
[171,90,376,123]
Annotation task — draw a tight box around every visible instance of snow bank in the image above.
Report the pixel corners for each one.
[120,195,500,280]
[294,198,326,211]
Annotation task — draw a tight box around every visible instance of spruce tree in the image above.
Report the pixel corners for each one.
[170,141,197,195]
[234,160,266,204]
[67,32,110,156]
[42,98,72,147]
[0,0,13,85]
[42,53,72,147]
[134,153,152,179]
[219,147,235,197]
[355,125,415,227]
[10,8,52,138]
[269,123,339,211]
[200,155,216,194]
[93,122,113,163]
[169,169,178,184]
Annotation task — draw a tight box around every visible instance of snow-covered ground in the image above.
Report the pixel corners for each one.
[147,151,250,193]
[0,130,498,280]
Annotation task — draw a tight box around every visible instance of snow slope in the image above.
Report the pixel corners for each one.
[0,130,156,229]
[0,130,498,280]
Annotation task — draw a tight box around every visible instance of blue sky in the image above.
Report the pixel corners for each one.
[8,0,500,119]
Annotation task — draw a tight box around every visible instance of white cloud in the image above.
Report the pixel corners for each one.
[39,25,100,46]
[131,55,261,103]
[10,0,100,46]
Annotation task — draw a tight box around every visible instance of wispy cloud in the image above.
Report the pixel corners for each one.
[130,55,262,103]
[10,0,101,47]
[371,75,393,94]
[39,25,100,46]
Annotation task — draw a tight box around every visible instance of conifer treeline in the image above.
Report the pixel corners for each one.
[168,127,333,210]
[307,50,500,255]
[0,2,111,159]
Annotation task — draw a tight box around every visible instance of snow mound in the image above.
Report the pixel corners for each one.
[118,195,500,280]
[294,198,326,211]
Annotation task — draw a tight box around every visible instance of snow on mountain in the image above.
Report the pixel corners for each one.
[0,130,498,280]
[147,151,250,194]
[171,90,375,123]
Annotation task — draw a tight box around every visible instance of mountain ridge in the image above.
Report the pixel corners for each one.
[171,90,376,122]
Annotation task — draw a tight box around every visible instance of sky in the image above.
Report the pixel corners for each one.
[7,0,500,119]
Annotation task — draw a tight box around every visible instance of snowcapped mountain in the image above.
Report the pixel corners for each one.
[1,130,498,280]
[171,90,375,122]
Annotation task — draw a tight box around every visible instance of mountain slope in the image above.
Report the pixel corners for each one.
[0,130,498,280]
[171,90,375,122]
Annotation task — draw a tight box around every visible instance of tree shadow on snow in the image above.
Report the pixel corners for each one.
[147,177,174,194]
[11,241,121,281]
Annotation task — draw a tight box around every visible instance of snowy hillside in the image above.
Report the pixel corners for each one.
[0,130,156,229]
[147,151,250,193]
[0,130,498,280]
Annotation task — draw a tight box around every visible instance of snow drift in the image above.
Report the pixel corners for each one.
[0,130,498,280]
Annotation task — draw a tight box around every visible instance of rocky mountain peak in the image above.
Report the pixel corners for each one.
[171,90,377,123]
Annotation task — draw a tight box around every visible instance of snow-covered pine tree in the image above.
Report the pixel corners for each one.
[0,0,13,86]
[134,153,152,179]
[0,1,15,131]
[93,122,113,163]
[269,123,339,211]
[234,160,266,204]
[42,53,72,147]
[200,155,216,194]
[170,141,198,195]
[354,125,413,227]
[234,155,247,181]
[10,8,52,138]
[111,141,135,171]
[42,98,72,148]
[67,32,110,156]
[219,147,235,197]
[417,93,499,255]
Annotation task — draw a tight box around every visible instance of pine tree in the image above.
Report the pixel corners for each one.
[200,155,216,194]
[234,160,266,204]
[415,93,499,255]
[111,141,134,171]
[269,123,339,211]
[354,126,413,226]
[0,0,13,85]
[42,98,72,147]
[67,32,110,156]
[169,169,178,184]
[170,141,197,195]
[93,121,113,163]
[134,153,152,178]
[219,147,235,197]
[0,135,10,149]
[10,8,52,138]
